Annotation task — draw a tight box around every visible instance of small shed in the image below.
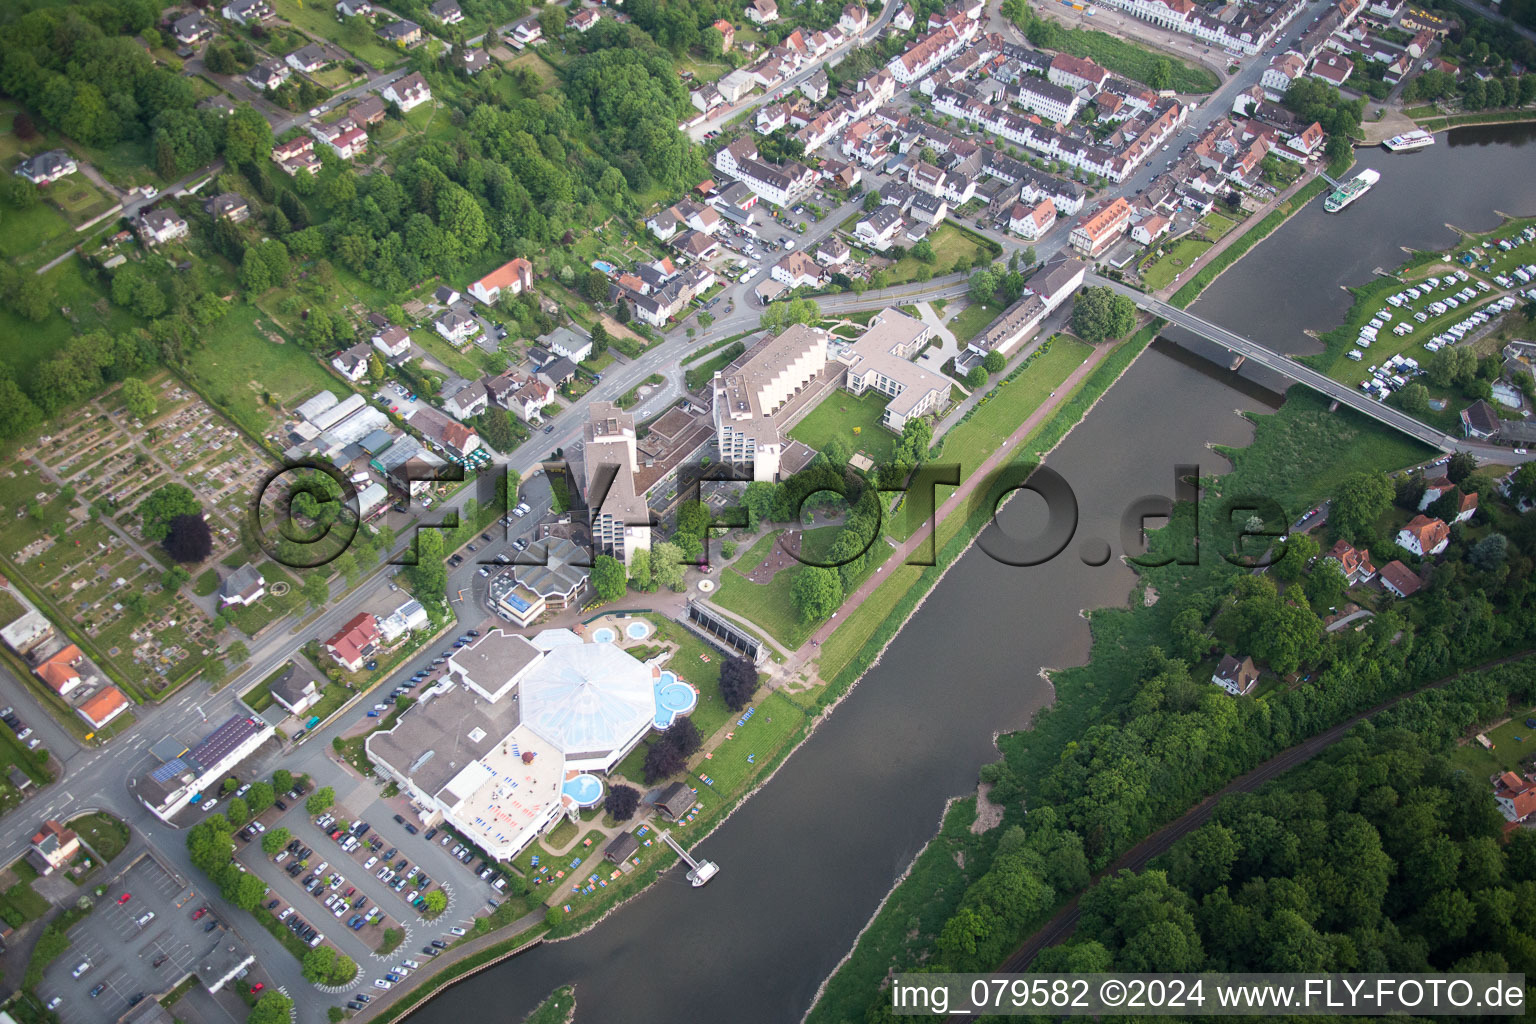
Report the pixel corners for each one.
[654,781,695,820]
[603,831,639,864]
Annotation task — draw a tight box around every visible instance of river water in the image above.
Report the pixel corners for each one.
[410,124,1536,1024]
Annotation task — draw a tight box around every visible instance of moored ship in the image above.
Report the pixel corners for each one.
[1383,129,1435,152]
[1324,169,1381,213]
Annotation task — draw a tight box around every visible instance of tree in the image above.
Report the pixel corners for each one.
[139,484,201,542]
[273,768,294,793]
[121,377,157,421]
[791,566,842,622]
[1446,451,1478,485]
[1071,286,1137,343]
[604,784,640,821]
[1468,533,1508,572]
[719,655,759,710]
[982,350,1005,375]
[305,786,335,815]
[1398,382,1429,414]
[591,554,628,601]
[301,571,330,609]
[422,889,447,915]
[164,512,214,563]
[302,946,357,985]
[226,796,250,825]
[1330,471,1393,545]
[629,547,654,591]
[968,267,1000,304]
[407,529,449,601]
[539,4,568,37]
[862,189,882,212]
[1271,531,1319,585]
[966,365,988,389]
[11,277,53,322]
[245,781,275,818]
[651,540,687,591]
[590,321,610,357]
[1304,558,1348,611]
[911,238,936,263]
[1150,58,1173,92]
[261,827,292,856]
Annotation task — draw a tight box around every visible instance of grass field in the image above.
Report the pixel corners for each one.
[947,300,998,345]
[68,811,130,861]
[0,259,138,377]
[1448,707,1536,777]
[0,187,75,263]
[713,530,820,650]
[692,690,806,794]
[184,303,344,436]
[1042,20,1218,94]
[884,224,990,285]
[47,173,116,226]
[788,390,897,464]
[273,0,404,69]
[1139,236,1212,292]
[1201,210,1240,240]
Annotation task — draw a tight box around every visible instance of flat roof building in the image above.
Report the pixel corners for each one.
[579,403,652,569]
[135,714,275,822]
[838,308,948,432]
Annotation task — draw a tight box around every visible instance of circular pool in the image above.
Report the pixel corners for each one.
[590,627,617,644]
[625,621,652,640]
[562,773,604,808]
[653,671,699,729]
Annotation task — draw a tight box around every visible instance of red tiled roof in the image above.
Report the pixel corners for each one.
[1401,515,1449,552]
[78,686,130,727]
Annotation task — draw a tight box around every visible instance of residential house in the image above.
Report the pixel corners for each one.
[746,0,779,24]
[770,251,827,290]
[270,670,320,716]
[325,612,381,672]
[77,685,130,730]
[486,370,553,422]
[1262,52,1305,94]
[286,44,329,73]
[1325,539,1377,585]
[892,4,915,30]
[1453,491,1479,524]
[14,150,77,186]
[443,379,489,419]
[25,821,80,876]
[383,72,431,112]
[1286,121,1325,157]
[1460,398,1500,440]
[332,341,371,381]
[271,135,320,176]
[840,3,868,34]
[1211,654,1260,696]
[1396,515,1450,558]
[428,0,464,24]
[221,0,273,25]
[372,324,413,363]
[813,235,850,267]
[543,326,593,364]
[138,208,188,247]
[1495,771,1536,823]
[336,0,372,15]
[1130,214,1171,246]
[204,192,250,223]
[1419,472,1454,510]
[1048,53,1109,93]
[245,59,291,91]
[36,645,84,698]
[1310,51,1353,86]
[434,285,461,306]
[468,258,534,305]
[434,309,479,346]
[459,47,492,74]
[218,564,267,607]
[801,67,830,103]
[1015,77,1082,123]
[1009,199,1057,240]
[1069,197,1131,257]
[1378,559,1423,598]
[713,18,735,50]
[377,19,423,45]
[855,205,904,249]
[172,13,217,45]
[350,95,387,126]
[512,20,543,45]
[313,121,367,160]
[409,405,481,458]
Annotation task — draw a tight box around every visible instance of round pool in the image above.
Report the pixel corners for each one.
[653,671,699,729]
[626,621,652,640]
[591,627,617,644]
[562,773,604,808]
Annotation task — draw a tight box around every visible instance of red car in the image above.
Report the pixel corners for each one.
[191,906,208,920]
[116,893,131,905]
[250,983,264,994]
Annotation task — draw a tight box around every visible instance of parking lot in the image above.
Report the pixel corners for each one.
[38,855,231,1024]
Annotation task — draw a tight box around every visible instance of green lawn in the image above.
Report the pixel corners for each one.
[184,303,345,435]
[67,812,130,861]
[0,188,75,263]
[47,173,116,226]
[1139,236,1212,292]
[272,0,404,69]
[1043,21,1219,93]
[0,258,137,377]
[788,390,897,464]
[885,224,990,285]
[692,690,806,794]
[226,564,307,637]
[1201,210,1240,241]
[947,300,998,345]
[1448,706,1536,777]
[712,531,820,650]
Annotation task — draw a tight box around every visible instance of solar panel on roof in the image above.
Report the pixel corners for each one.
[151,757,189,783]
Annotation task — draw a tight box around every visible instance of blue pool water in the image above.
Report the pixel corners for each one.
[562,773,604,808]
[626,621,652,640]
[653,671,698,729]
[591,627,617,644]
[591,260,616,275]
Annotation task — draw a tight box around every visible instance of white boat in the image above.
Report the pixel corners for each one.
[1383,130,1435,152]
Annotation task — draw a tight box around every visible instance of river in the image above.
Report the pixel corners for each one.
[408,123,1536,1024]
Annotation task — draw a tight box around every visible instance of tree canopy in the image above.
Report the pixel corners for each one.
[1070,286,1137,344]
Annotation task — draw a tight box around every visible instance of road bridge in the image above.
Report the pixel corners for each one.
[1089,274,1460,451]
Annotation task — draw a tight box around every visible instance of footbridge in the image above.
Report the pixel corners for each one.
[1091,274,1459,452]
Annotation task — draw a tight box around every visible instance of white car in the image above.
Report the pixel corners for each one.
[375,980,394,990]
[136,911,155,927]
[72,961,91,979]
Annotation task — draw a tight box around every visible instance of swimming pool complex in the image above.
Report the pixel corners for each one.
[653,671,698,729]
[590,627,617,644]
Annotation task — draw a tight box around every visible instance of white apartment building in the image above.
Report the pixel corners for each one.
[713,325,828,481]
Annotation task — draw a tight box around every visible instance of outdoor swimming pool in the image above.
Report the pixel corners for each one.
[591,627,617,644]
[626,621,652,640]
[591,260,616,275]
[563,773,604,808]
[653,671,698,729]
